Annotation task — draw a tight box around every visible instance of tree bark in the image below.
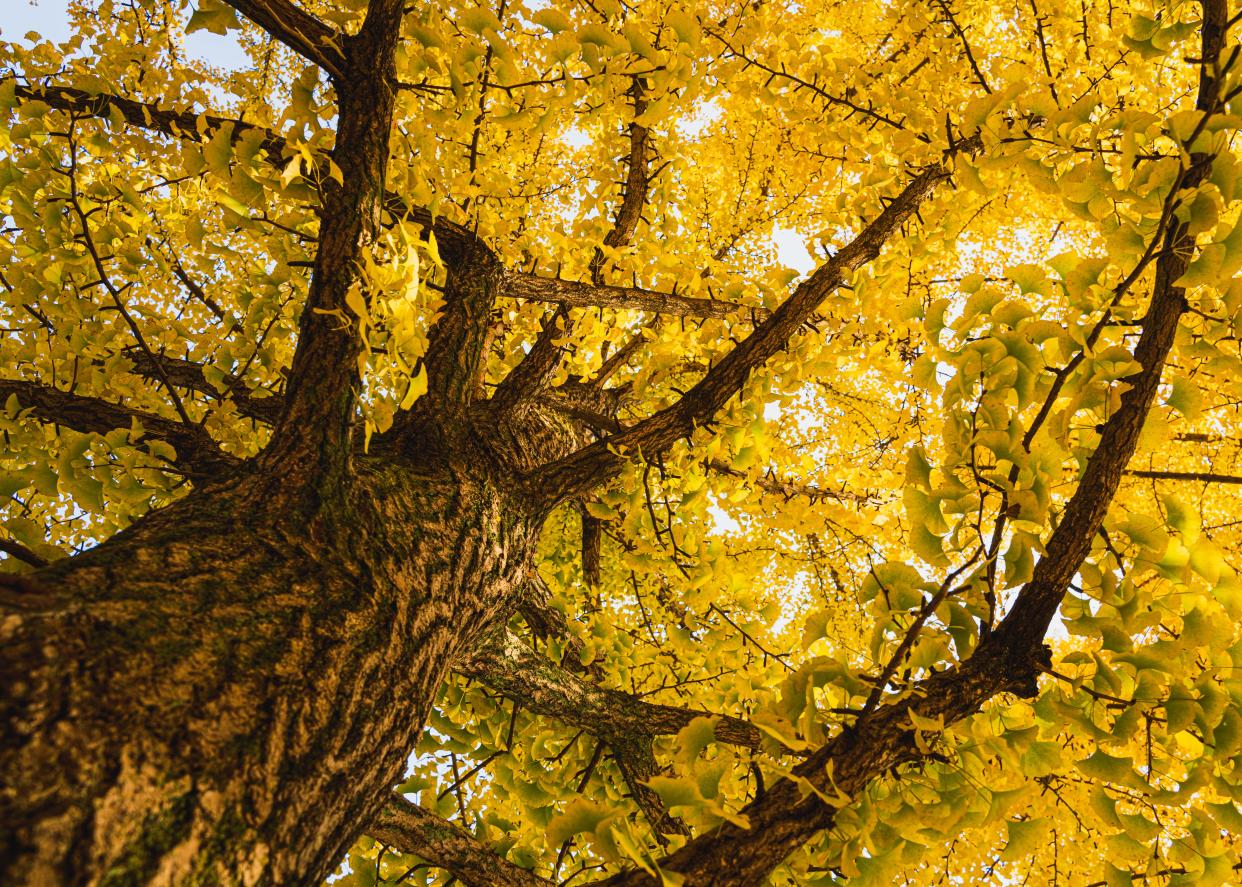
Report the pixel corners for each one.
[0,448,539,885]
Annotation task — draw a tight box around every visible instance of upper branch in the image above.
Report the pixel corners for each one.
[12,82,490,263]
[489,77,655,414]
[221,0,347,80]
[1126,468,1242,484]
[12,85,732,333]
[706,27,916,134]
[502,273,769,321]
[527,149,967,508]
[992,0,1229,650]
[932,0,993,94]
[257,0,406,487]
[11,84,285,156]
[589,76,652,284]
[122,351,282,425]
[488,306,569,413]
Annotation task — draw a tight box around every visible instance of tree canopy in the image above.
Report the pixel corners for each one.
[2,0,1242,884]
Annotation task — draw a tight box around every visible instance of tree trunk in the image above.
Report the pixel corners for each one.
[0,449,538,885]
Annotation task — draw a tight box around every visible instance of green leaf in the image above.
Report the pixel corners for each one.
[1167,376,1203,420]
[1163,493,1200,544]
[1118,811,1160,843]
[1007,264,1046,294]
[1020,741,1063,778]
[910,523,947,566]
[1089,784,1123,829]
[1120,514,1169,554]
[532,8,571,33]
[646,774,700,809]
[904,446,933,489]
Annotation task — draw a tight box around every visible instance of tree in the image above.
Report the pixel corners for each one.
[2,0,1242,882]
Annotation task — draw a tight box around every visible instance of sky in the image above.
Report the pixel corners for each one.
[2,0,72,43]
[1,0,250,70]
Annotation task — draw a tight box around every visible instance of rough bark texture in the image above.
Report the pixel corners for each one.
[0,447,539,885]
[503,273,768,321]
[0,115,975,885]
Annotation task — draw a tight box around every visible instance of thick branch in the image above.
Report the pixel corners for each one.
[0,379,238,478]
[490,306,569,412]
[258,0,405,485]
[221,0,347,80]
[12,84,722,340]
[416,251,505,412]
[600,641,1037,886]
[589,77,652,284]
[992,0,1227,652]
[492,78,654,412]
[11,83,286,156]
[370,797,551,887]
[457,628,767,752]
[581,507,603,589]
[14,82,489,264]
[610,736,690,841]
[0,538,49,569]
[122,350,282,425]
[528,149,969,507]
[513,572,578,646]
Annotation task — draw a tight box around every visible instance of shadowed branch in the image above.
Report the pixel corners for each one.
[369,796,552,887]
[0,379,238,478]
[256,0,406,486]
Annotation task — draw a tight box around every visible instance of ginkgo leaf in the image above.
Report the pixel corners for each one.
[186,0,240,35]
[1001,817,1050,862]
[546,798,617,848]
[675,716,716,767]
